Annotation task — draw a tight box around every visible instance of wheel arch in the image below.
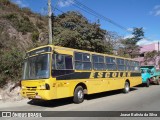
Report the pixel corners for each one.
[74,82,88,94]
[125,79,130,86]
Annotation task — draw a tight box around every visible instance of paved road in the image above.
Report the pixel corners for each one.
[0,84,160,119]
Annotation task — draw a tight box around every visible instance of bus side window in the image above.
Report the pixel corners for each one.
[106,57,117,71]
[74,52,91,70]
[125,60,131,71]
[56,54,65,70]
[130,61,135,71]
[65,56,73,69]
[117,58,125,71]
[53,54,73,70]
[92,55,105,70]
[134,61,140,71]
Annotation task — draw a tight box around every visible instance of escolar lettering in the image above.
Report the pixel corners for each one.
[90,72,131,78]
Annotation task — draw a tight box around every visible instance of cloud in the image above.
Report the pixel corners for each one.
[127,28,133,32]
[58,0,74,7]
[150,5,160,16]
[155,10,160,16]
[11,0,28,7]
[137,39,159,46]
[154,5,160,10]
[123,34,134,39]
[124,34,159,46]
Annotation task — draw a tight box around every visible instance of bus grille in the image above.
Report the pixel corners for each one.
[26,87,37,91]
[26,92,35,98]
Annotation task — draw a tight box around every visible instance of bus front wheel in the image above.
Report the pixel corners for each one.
[73,86,84,104]
[123,81,130,93]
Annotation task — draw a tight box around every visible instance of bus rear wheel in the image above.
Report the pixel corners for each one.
[123,81,130,93]
[73,86,84,104]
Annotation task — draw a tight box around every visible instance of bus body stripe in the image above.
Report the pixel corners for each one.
[56,72,141,80]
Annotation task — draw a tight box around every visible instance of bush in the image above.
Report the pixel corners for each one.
[3,13,18,20]
[3,14,37,34]
[0,0,10,6]
[0,47,23,87]
[36,21,44,29]
[32,31,39,43]
[21,7,32,15]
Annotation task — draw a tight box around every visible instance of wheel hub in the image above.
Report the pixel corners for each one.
[78,90,83,99]
[125,84,129,91]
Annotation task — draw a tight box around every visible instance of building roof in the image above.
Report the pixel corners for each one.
[140,43,159,53]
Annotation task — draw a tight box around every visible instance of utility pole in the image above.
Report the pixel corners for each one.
[158,41,160,69]
[48,0,52,44]
[158,41,159,56]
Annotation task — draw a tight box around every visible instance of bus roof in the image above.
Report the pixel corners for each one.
[27,45,139,62]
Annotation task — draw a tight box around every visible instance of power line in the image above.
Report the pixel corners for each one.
[53,0,60,11]
[54,0,153,43]
[55,7,65,14]
[73,0,131,33]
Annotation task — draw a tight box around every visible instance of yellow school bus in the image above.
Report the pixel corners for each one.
[21,45,142,103]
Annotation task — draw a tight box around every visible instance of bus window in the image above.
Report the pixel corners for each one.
[130,61,134,71]
[75,52,82,61]
[125,60,131,71]
[55,54,65,70]
[53,54,73,70]
[92,55,105,70]
[83,53,90,62]
[130,61,139,71]
[134,61,140,71]
[52,54,73,77]
[23,54,50,80]
[106,57,117,71]
[74,52,91,70]
[117,58,125,71]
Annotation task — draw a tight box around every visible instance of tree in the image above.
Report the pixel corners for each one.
[52,11,112,54]
[119,27,144,58]
[105,31,123,55]
[144,50,158,66]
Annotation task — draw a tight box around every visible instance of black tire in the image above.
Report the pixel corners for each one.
[73,86,84,104]
[123,81,130,93]
[146,79,150,87]
[157,78,160,85]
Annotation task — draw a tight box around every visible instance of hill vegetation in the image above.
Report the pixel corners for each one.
[0,0,48,87]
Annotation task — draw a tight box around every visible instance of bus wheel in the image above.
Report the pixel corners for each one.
[73,86,84,104]
[146,79,150,87]
[123,81,130,93]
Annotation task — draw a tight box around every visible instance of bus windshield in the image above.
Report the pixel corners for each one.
[23,54,50,80]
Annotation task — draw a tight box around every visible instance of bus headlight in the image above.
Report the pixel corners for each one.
[22,86,25,89]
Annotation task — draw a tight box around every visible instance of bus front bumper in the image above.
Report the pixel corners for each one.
[21,89,53,100]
